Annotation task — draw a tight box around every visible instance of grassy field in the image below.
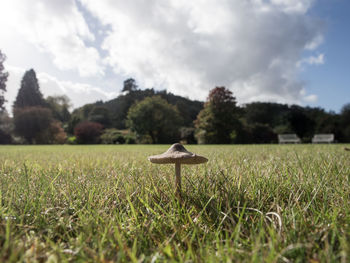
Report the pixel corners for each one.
[0,144,349,262]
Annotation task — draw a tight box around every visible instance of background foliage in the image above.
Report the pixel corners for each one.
[0,56,349,144]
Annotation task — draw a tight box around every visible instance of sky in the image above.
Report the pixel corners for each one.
[0,0,349,113]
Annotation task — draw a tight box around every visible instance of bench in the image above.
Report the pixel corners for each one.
[312,134,334,144]
[278,134,301,144]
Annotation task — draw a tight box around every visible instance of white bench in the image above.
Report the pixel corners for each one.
[312,134,334,144]
[278,134,301,144]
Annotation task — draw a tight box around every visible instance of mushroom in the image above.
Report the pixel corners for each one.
[148,143,208,199]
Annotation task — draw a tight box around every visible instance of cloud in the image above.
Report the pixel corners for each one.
[300,88,318,103]
[37,73,118,106]
[4,65,117,114]
[303,94,318,103]
[0,0,104,77]
[298,53,325,67]
[1,0,325,107]
[269,0,315,14]
[80,0,324,104]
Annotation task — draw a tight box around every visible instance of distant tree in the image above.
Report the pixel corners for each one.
[73,86,202,129]
[244,102,289,127]
[80,104,95,119]
[250,124,277,144]
[74,121,103,144]
[287,106,315,141]
[341,103,350,141]
[46,95,71,123]
[0,129,11,144]
[127,96,182,143]
[195,87,241,144]
[0,110,12,132]
[67,115,82,135]
[0,50,9,110]
[88,106,111,127]
[47,121,67,144]
[0,110,12,144]
[13,106,53,144]
[13,69,46,110]
[341,103,350,126]
[122,78,138,93]
[180,127,197,144]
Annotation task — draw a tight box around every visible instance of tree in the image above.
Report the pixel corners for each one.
[195,87,241,144]
[244,102,289,127]
[13,107,53,144]
[0,50,9,110]
[74,121,103,144]
[249,124,277,144]
[341,103,350,142]
[180,127,197,144]
[0,111,12,144]
[287,106,315,141]
[13,69,46,109]
[88,106,111,127]
[127,96,182,143]
[46,95,71,123]
[122,78,138,93]
[341,103,350,126]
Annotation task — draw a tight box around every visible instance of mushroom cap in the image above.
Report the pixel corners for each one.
[148,143,208,164]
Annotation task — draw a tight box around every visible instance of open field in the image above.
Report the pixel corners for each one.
[0,145,349,262]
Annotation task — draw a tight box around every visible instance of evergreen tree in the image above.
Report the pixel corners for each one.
[13,69,46,110]
[341,103,350,142]
[0,50,9,110]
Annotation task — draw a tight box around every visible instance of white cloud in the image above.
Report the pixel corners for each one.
[37,73,118,107]
[305,34,324,50]
[303,94,318,103]
[81,0,324,104]
[269,0,315,14]
[298,53,325,67]
[300,88,318,103]
[1,0,325,108]
[4,65,117,114]
[0,0,104,77]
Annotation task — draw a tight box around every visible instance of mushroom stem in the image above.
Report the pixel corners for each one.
[175,162,181,199]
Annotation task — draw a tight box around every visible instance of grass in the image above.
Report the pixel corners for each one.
[0,144,349,262]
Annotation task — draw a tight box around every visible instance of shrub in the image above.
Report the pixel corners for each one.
[49,121,67,144]
[101,129,125,144]
[74,121,103,144]
[125,135,136,144]
[67,136,77,144]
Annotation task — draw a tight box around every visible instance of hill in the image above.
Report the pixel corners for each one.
[70,88,203,130]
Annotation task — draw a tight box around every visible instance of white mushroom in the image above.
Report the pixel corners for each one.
[148,143,208,199]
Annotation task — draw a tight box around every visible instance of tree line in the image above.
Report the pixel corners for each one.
[0,50,349,144]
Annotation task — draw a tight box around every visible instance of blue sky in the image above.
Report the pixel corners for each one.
[302,0,350,112]
[0,0,349,113]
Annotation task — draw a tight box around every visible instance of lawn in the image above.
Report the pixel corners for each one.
[0,145,349,262]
